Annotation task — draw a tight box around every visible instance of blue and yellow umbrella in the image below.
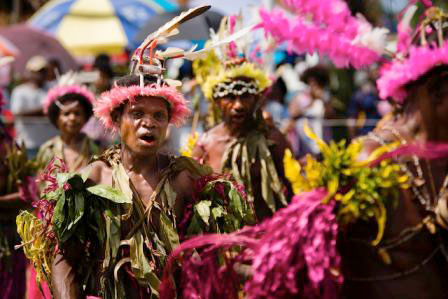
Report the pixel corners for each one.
[29,0,177,56]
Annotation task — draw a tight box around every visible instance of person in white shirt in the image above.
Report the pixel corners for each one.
[10,56,58,158]
[287,65,331,156]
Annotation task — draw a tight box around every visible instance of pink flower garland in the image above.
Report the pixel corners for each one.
[160,189,342,299]
[94,84,191,131]
[43,84,96,114]
[377,42,448,102]
[258,9,380,69]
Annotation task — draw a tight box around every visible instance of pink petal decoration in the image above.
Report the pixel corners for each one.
[257,8,380,69]
[160,189,342,299]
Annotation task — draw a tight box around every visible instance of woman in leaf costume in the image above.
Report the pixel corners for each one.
[192,16,292,220]
[0,89,38,299]
[159,3,448,299]
[28,75,98,299]
[36,74,99,172]
[16,6,252,299]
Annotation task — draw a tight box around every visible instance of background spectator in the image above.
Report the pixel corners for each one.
[264,76,289,128]
[348,67,382,138]
[10,55,58,157]
[287,65,330,157]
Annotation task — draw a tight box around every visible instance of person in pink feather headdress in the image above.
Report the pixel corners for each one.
[17,6,253,299]
[36,75,100,173]
[339,5,448,298]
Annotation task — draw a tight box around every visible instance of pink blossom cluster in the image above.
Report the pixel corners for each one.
[18,176,39,202]
[160,189,342,299]
[95,84,191,131]
[38,157,69,195]
[377,42,448,102]
[43,84,96,114]
[258,8,380,69]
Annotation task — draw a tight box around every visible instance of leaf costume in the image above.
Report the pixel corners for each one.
[192,16,290,219]
[17,145,253,298]
[220,128,288,215]
[0,115,37,299]
[36,135,99,172]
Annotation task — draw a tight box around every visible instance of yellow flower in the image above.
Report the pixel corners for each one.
[180,132,199,157]
[282,124,408,246]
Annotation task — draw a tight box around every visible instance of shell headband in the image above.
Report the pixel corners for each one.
[213,79,259,99]
[194,15,272,101]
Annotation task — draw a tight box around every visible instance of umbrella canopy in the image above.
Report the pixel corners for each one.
[134,8,223,48]
[0,24,77,76]
[29,0,178,56]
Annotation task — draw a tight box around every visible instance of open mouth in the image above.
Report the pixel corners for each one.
[139,134,156,144]
[231,113,246,121]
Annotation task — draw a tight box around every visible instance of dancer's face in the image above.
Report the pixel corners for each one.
[57,100,87,137]
[412,70,448,135]
[118,96,170,156]
[217,93,259,128]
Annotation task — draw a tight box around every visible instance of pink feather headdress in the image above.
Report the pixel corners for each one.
[377,5,448,103]
[92,6,216,131]
[94,84,190,131]
[377,42,448,103]
[43,84,96,114]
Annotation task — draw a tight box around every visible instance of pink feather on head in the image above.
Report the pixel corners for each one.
[377,42,448,103]
[43,84,96,114]
[94,83,190,132]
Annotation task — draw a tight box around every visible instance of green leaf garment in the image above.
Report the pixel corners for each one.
[16,145,253,298]
[36,134,99,172]
[221,129,288,217]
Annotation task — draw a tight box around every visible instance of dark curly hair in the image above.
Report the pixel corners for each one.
[301,66,329,87]
[47,92,93,127]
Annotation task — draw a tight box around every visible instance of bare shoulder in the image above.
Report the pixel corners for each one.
[172,169,196,198]
[192,123,224,158]
[267,125,291,154]
[84,160,113,186]
[201,123,225,143]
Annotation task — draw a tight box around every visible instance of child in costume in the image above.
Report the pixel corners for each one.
[27,74,98,299]
[36,74,99,172]
[160,2,448,299]
[192,16,292,220]
[16,6,252,299]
